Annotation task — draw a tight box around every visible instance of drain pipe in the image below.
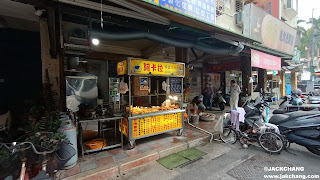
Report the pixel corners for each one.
[187,117,214,142]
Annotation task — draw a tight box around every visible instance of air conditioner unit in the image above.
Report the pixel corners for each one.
[236,11,243,27]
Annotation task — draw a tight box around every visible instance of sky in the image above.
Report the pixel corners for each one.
[297,0,320,29]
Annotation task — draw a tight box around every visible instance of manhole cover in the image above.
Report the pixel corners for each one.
[227,155,293,180]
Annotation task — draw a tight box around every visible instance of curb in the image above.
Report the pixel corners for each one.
[61,134,212,180]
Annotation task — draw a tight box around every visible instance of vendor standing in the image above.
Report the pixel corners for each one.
[230,80,241,110]
[202,83,213,111]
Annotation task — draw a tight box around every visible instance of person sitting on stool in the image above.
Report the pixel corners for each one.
[192,94,206,114]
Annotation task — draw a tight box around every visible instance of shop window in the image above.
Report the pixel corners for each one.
[286,0,297,11]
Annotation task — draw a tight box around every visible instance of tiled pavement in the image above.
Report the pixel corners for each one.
[57,110,224,180]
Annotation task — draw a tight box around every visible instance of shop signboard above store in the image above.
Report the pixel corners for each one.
[292,49,301,63]
[130,59,184,76]
[251,49,281,70]
[207,60,241,72]
[141,0,216,25]
[243,3,297,55]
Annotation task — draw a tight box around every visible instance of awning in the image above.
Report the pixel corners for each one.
[251,49,281,71]
[282,61,303,72]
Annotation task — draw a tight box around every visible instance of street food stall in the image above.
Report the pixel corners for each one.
[117,58,185,148]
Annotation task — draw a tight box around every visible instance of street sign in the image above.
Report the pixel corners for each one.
[292,50,301,63]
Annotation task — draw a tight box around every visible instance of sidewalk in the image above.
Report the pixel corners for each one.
[57,111,224,180]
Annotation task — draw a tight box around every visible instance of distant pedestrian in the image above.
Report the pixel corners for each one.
[230,80,241,110]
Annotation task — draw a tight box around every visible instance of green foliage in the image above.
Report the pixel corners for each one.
[25,133,67,151]
[29,104,44,119]
[297,17,320,58]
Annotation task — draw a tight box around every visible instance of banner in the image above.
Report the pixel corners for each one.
[130,59,184,76]
[251,49,281,70]
[117,60,127,75]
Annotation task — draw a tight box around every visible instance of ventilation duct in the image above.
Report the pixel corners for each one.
[91,30,244,56]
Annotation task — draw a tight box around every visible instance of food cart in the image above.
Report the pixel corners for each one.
[117,58,185,148]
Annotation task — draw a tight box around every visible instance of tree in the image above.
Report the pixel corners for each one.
[307,17,320,59]
[297,17,320,58]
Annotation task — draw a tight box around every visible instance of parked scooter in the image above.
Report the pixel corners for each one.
[212,89,226,111]
[273,89,307,114]
[269,111,320,156]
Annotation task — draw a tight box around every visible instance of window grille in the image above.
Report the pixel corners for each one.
[235,0,243,12]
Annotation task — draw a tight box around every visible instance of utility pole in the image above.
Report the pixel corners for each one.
[310,8,316,81]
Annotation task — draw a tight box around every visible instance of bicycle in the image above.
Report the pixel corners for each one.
[220,115,284,154]
[1,139,74,180]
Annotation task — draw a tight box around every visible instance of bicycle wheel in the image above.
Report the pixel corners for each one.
[258,132,284,153]
[220,127,237,144]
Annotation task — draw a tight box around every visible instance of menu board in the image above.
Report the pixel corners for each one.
[170,77,182,94]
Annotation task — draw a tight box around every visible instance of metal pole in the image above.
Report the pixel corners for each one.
[310,8,316,81]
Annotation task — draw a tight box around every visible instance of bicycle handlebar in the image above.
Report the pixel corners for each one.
[0,140,67,155]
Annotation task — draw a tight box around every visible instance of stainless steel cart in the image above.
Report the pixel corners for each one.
[117,58,185,148]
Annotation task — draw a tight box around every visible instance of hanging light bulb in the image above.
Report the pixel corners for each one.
[92,38,100,45]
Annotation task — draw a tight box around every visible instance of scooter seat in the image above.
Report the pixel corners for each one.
[269,114,289,124]
[288,111,320,120]
[273,109,287,114]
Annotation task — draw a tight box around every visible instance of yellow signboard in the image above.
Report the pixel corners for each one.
[119,112,183,138]
[133,112,182,138]
[130,59,184,76]
[117,60,127,75]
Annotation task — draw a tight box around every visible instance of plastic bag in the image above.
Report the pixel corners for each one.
[120,80,128,94]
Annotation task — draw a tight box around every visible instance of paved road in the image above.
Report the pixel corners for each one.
[112,141,320,180]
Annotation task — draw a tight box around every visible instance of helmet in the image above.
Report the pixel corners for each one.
[292,89,302,96]
[198,94,204,101]
[292,98,303,105]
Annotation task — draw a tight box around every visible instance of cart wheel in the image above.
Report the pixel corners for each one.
[177,129,183,136]
[128,141,136,149]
